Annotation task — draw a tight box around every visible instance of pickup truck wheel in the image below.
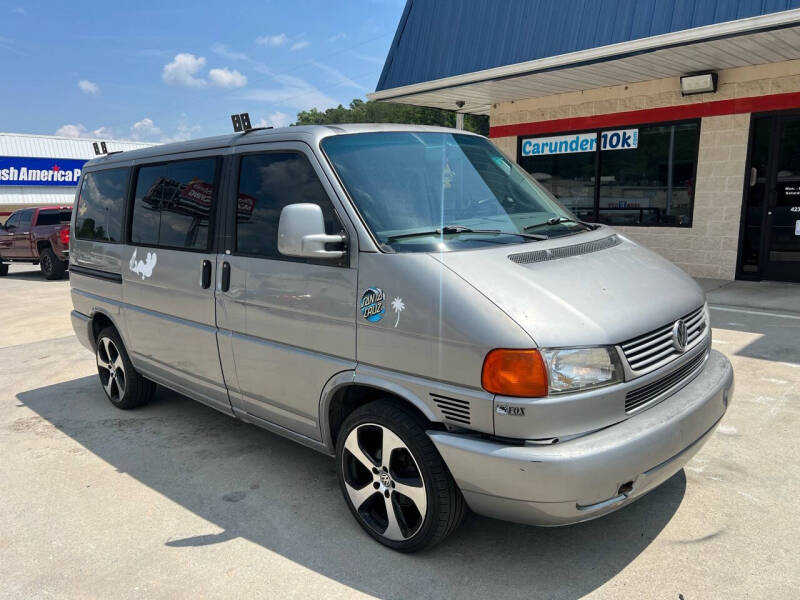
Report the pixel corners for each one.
[40,248,66,280]
[95,327,155,409]
[0,263,7,276]
[336,399,466,553]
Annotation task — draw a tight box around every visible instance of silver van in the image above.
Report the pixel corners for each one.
[69,124,733,552]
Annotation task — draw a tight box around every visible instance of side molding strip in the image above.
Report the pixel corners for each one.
[69,264,123,283]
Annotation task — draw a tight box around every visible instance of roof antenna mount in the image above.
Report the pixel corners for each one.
[231,112,273,135]
[92,141,120,156]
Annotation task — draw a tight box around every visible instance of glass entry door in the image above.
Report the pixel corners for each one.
[740,113,800,283]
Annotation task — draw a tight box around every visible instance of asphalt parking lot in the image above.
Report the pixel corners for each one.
[1,264,798,599]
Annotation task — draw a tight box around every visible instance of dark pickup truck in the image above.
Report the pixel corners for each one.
[0,206,71,279]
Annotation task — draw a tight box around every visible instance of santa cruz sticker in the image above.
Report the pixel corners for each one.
[360,287,386,322]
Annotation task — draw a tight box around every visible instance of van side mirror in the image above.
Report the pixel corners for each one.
[277,203,346,259]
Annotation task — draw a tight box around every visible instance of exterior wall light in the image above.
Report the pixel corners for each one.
[680,72,718,95]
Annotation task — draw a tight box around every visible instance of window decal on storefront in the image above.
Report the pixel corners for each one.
[521,129,638,157]
[518,120,699,228]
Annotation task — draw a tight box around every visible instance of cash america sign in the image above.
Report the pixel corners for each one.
[0,156,87,187]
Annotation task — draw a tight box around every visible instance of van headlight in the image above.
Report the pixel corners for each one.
[541,347,622,394]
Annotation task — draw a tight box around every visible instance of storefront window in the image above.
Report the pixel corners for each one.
[518,121,700,227]
[517,152,595,221]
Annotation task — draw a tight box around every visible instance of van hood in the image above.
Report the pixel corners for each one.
[431,228,705,348]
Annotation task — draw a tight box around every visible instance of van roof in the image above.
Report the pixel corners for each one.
[83,123,483,168]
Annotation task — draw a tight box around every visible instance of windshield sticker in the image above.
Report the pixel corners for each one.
[360,287,386,322]
[129,249,157,280]
[391,296,405,328]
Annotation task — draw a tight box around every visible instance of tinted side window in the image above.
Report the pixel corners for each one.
[131,158,216,250]
[37,209,71,226]
[4,213,20,228]
[236,153,339,258]
[18,210,34,229]
[75,168,129,242]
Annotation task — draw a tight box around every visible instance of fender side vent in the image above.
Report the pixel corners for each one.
[431,394,471,425]
[509,234,621,265]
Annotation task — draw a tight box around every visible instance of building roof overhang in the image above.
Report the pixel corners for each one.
[368,9,800,115]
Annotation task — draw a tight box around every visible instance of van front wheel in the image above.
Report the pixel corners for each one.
[95,327,154,409]
[336,399,466,552]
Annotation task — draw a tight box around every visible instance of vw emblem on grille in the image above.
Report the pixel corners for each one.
[671,319,688,353]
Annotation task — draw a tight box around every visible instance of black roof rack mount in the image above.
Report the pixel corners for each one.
[231,112,273,134]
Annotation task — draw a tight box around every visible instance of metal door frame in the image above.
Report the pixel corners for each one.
[736,109,800,281]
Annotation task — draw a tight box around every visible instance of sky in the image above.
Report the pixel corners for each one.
[0,0,406,142]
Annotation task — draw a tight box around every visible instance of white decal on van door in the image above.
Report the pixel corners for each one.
[391,296,405,328]
[129,249,157,279]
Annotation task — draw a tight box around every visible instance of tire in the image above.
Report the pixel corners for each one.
[336,399,467,552]
[95,326,155,409]
[0,263,7,276]
[40,247,66,280]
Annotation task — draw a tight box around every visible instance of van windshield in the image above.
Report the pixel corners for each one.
[322,131,587,252]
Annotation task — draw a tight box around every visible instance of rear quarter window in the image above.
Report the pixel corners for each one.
[75,168,129,242]
[36,210,71,226]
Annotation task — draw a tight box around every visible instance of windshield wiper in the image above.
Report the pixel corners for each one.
[387,224,548,242]
[523,216,596,232]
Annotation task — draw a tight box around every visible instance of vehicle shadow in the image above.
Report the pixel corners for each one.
[710,308,800,365]
[1,267,68,282]
[17,376,685,600]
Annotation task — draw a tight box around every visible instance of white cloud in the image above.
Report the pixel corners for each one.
[208,67,247,88]
[256,33,287,47]
[256,111,290,128]
[162,53,207,87]
[240,71,338,111]
[290,40,309,51]
[55,124,113,139]
[351,52,385,65]
[129,118,163,141]
[312,61,366,90]
[55,124,86,138]
[11,6,26,15]
[78,79,99,95]
[328,33,347,42]
[211,43,248,61]
[128,116,200,143]
[91,126,115,138]
[170,119,201,142]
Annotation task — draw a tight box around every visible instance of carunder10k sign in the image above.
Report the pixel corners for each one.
[0,156,87,186]
[521,129,638,157]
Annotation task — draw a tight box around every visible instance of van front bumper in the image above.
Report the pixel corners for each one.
[428,349,733,526]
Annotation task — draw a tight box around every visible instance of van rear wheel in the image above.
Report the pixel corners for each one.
[336,399,466,552]
[95,327,154,409]
[0,263,7,276]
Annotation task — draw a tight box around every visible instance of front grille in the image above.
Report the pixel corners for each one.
[431,394,471,425]
[621,305,707,373]
[625,345,709,413]
[508,235,621,265]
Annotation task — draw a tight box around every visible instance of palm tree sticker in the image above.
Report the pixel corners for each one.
[391,297,405,328]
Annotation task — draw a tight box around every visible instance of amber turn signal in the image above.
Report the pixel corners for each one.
[481,349,548,397]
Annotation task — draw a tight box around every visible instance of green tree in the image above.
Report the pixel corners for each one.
[294,99,489,135]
